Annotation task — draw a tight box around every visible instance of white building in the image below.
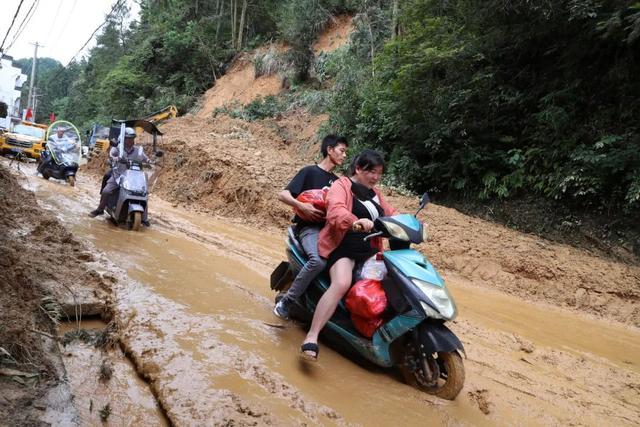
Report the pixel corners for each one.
[0,54,28,124]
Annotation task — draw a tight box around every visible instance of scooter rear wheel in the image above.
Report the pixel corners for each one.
[66,176,76,187]
[130,212,142,231]
[400,347,465,400]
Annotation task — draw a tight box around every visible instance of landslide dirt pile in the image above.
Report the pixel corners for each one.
[0,165,110,424]
[144,14,352,225]
[312,15,353,54]
[196,14,353,119]
[386,193,640,327]
[196,48,285,120]
[148,109,640,327]
[151,112,326,227]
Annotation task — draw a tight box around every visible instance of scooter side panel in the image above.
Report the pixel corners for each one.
[374,311,423,344]
[383,250,444,287]
[323,322,394,367]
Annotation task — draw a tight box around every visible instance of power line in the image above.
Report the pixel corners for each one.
[5,0,41,53]
[64,0,125,66]
[44,0,126,87]
[0,0,26,54]
[52,0,78,48]
[46,0,64,41]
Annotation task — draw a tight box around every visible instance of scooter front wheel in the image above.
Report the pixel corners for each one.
[130,212,142,231]
[400,346,465,400]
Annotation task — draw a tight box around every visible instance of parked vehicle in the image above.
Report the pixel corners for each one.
[270,193,465,400]
[87,123,111,155]
[0,121,47,160]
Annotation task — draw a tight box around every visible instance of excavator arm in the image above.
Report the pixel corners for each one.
[143,105,178,124]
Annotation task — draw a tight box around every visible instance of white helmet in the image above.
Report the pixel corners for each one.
[124,127,136,138]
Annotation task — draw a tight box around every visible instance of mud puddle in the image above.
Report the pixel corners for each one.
[448,275,640,372]
[57,319,168,426]
[10,160,640,425]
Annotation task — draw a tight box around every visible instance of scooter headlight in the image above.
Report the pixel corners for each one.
[384,221,409,241]
[411,278,457,320]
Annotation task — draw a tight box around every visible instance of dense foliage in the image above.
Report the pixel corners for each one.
[24,0,640,217]
[323,0,640,215]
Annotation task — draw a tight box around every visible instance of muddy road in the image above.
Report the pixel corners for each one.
[9,160,640,426]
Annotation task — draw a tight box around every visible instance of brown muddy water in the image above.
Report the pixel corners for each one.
[13,162,640,425]
[58,320,168,426]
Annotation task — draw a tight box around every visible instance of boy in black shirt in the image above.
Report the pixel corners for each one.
[274,135,348,318]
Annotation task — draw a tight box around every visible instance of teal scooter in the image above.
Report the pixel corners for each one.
[271,194,465,400]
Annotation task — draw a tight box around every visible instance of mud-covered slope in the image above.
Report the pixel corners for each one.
[386,193,640,326]
[150,113,325,228]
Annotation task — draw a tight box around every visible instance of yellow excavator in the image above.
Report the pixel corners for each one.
[142,105,178,127]
[89,105,177,155]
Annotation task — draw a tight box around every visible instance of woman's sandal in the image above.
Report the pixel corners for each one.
[300,342,319,361]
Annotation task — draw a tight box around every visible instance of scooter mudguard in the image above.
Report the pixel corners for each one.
[418,322,465,356]
[128,203,145,213]
[271,261,293,291]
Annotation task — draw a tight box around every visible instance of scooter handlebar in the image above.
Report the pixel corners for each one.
[352,222,383,241]
[115,158,153,168]
[363,231,383,241]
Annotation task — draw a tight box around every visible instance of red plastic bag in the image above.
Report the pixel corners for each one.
[351,314,384,338]
[345,279,388,318]
[294,188,328,221]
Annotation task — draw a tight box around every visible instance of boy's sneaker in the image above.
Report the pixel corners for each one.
[273,298,290,320]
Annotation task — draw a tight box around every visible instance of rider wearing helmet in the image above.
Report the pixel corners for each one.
[89,127,150,223]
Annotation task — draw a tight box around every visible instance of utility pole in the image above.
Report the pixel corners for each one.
[32,87,44,121]
[27,42,43,110]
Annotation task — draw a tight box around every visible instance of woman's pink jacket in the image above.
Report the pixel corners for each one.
[318,176,398,258]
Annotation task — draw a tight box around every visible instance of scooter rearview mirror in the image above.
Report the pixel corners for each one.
[416,192,430,216]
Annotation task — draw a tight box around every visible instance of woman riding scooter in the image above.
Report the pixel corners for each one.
[300,149,398,360]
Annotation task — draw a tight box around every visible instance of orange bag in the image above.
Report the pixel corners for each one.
[345,279,388,319]
[294,188,328,221]
[351,314,384,338]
